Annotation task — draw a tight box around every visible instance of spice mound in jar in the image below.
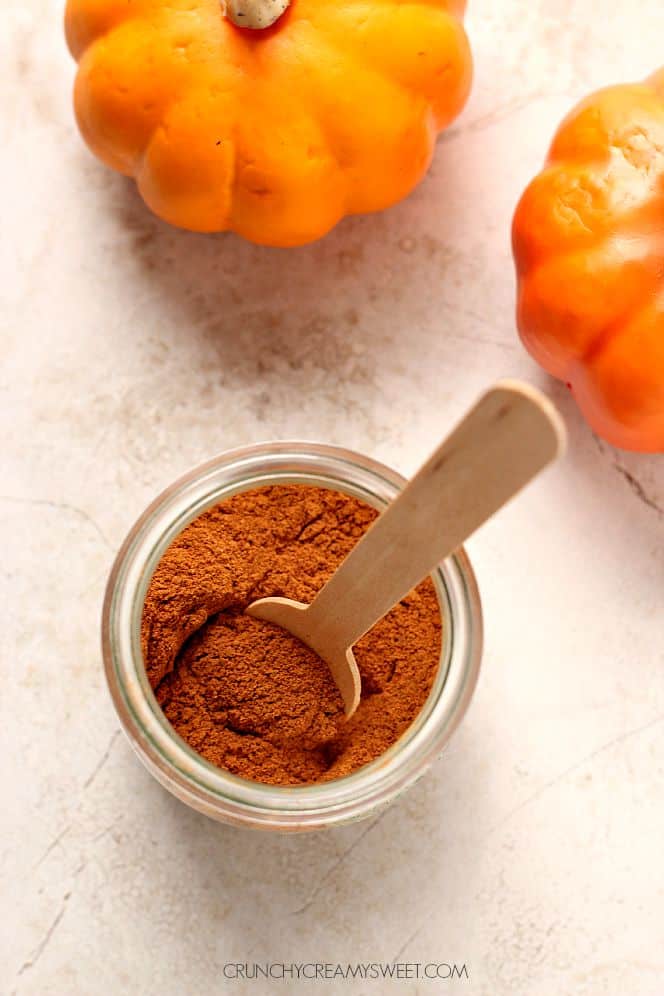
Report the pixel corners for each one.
[142,485,442,785]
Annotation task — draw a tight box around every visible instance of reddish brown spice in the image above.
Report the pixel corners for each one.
[142,485,442,785]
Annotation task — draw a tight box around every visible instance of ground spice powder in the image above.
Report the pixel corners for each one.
[141,485,442,785]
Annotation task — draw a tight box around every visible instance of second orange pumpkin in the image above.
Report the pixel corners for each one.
[513,69,664,452]
[65,0,472,246]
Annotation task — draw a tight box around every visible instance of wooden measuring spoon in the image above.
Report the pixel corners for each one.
[247,381,566,717]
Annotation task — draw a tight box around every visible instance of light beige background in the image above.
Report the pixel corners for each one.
[2,1,663,993]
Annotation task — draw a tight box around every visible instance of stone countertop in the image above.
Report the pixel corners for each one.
[2,1,663,993]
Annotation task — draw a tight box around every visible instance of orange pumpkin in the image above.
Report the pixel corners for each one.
[65,0,472,247]
[512,69,664,452]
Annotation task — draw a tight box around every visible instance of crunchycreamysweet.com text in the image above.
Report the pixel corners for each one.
[222,963,469,982]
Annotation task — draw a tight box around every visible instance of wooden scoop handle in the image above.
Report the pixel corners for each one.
[300,381,566,653]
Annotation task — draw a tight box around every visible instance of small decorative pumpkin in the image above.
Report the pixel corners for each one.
[513,69,664,452]
[65,0,472,246]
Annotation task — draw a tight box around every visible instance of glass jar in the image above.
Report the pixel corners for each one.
[102,442,483,831]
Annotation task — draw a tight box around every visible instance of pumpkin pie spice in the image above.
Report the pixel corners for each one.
[142,485,442,785]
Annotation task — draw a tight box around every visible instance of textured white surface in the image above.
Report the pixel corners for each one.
[2,1,663,993]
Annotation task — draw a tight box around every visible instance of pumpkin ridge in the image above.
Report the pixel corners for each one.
[65,0,137,59]
[217,16,352,229]
[267,19,435,213]
[137,80,240,232]
[521,242,663,378]
[581,258,664,367]
[308,1,470,128]
[73,13,215,174]
[580,303,643,368]
[547,152,664,368]
[225,83,329,236]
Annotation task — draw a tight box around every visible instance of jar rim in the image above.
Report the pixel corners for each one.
[102,440,483,830]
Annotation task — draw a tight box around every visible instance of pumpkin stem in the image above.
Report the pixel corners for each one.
[223,0,289,29]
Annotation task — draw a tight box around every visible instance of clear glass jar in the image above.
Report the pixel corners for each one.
[102,442,483,831]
